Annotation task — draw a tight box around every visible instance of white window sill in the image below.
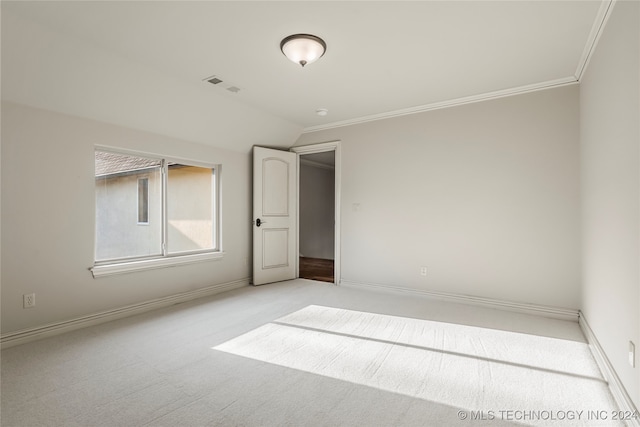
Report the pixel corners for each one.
[91,251,225,278]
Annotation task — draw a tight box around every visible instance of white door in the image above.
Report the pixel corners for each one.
[253,146,297,285]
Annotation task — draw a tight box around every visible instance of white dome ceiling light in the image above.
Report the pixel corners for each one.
[280,34,326,67]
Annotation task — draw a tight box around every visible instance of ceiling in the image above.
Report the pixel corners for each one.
[301,151,335,169]
[1,1,607,152]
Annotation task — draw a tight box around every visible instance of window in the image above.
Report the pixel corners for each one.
[93,150,221,275]
[137,177,149,224]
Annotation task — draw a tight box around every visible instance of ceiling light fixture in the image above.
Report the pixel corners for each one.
[280,34,326,67]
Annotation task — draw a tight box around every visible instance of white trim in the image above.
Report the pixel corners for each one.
[340,280,579,321]
[302,77,578,134]
[579,313,640,426]
[214,164,223,254]
[334,143,341,285]
[0,278,250,349]
[91,251,225,278]
[575,0,616,81]
[291,141,342,285]
[294,155,301,280]
[291,140,342,155]
[161,159,168,256]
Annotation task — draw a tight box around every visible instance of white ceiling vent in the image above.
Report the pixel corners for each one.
[203,75,241,94]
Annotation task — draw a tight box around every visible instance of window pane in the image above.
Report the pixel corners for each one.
[95,151,162,261]
[138,178,149,224]
[167,164,215,254]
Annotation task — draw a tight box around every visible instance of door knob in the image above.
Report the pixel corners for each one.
[255,218,265,227]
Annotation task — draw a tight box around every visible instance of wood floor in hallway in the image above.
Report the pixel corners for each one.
[299,256,334,283]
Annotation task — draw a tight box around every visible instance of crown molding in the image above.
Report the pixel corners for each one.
[303,76,578,134]
[302,1,617,135]
[575,0,616,81]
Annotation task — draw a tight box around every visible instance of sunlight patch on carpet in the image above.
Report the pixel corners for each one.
[213,305,621,425]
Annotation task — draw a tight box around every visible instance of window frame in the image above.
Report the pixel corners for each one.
[91,147,223,278]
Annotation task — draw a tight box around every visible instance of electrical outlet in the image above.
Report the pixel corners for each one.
[420,267,427,276]
[630,341,635,368]
[23,293,36,309]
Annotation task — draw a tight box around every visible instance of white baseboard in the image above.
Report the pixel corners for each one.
[579,313,640,427]
[1,278,250,349]
[342,280,639,424]
[340,280,579,321]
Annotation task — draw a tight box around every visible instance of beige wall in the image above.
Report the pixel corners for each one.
[1,102,251,334]
[296,85,581,309]
[580,0,640,408]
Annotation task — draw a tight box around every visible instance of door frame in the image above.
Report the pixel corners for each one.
[290,141,341,285]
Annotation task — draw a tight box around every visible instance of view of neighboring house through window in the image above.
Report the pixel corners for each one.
[95,150,219,263]
[137,177,149,224]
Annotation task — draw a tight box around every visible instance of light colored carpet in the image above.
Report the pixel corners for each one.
[1,279,622,426]
[217,305,619,426]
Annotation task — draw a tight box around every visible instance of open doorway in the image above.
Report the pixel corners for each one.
[298,150,336,283]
